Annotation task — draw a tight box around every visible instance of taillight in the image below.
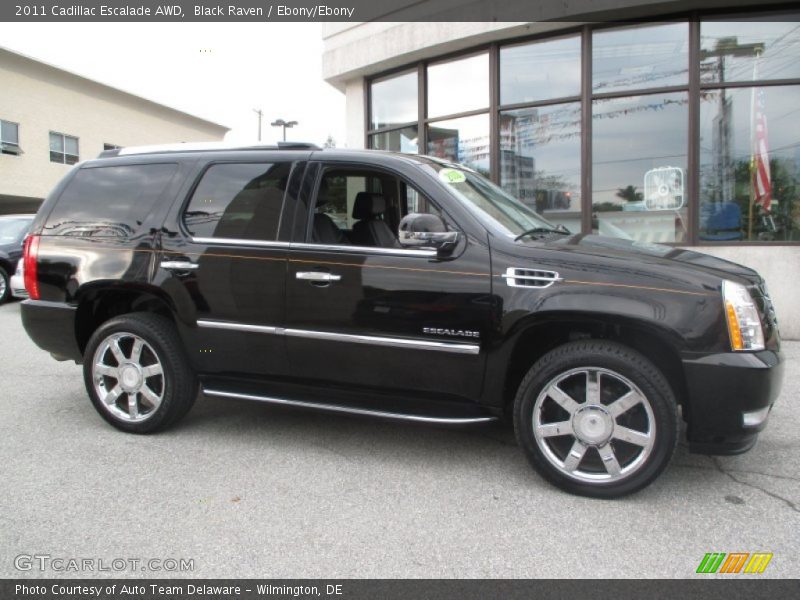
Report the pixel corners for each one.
[23,234,40,300]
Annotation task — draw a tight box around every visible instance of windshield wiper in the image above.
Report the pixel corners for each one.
[514,226,570,242]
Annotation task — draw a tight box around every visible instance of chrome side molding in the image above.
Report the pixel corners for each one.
[203,388,498,425]
[196,320,480,355]
[190,236,437,258]
[196,320,281,335]
[284,328,479,354]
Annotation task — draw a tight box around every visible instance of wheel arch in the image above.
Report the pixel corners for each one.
[499,312,689,417]
[74,284,178,355]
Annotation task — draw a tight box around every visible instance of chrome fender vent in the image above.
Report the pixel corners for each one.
[502,267,563,288]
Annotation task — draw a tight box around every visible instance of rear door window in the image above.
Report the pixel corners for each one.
[45,164,177,238]
[183,162,291,241]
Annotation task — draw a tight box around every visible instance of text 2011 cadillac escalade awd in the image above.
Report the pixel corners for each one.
[20,142,783,497]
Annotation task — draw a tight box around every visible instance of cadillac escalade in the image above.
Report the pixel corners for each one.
[20,142,783,497]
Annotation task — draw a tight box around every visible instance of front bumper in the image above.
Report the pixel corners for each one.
[682,349,783,455]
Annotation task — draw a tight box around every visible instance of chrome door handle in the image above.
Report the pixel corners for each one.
[296,271,341,282]
[160,260,199,271]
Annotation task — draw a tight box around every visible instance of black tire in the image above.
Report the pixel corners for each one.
[83,313,197,433]
[513,340,678,498]
[0,266,9,304]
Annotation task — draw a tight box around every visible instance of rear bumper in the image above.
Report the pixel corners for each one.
[21,299,82,362]
[682,349,783,455]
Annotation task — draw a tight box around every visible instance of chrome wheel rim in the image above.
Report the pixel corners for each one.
[0,272,6,297]
[92,332,165,423]
[532,367,656,484]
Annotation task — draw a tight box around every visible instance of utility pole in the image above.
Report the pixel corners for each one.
[253,109,263,141]
[271,118,298,142]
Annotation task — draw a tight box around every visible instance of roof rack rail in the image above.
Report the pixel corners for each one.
[97,140,322,158]
[277,142,322,150]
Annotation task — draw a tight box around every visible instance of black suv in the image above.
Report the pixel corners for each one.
[20,143,783,497]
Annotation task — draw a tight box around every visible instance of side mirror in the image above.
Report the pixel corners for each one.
[398,213,460,252]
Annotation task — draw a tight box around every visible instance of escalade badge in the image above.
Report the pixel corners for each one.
[423,327,480,339]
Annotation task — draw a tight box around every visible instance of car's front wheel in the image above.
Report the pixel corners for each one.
[83,313,197,433]
[514,340,678,498]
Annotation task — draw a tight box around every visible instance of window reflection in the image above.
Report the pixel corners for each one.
[369,127,419,153]
[183,163,290,241]
[592,92,689,243]
[700,85,800,242]
[427,114,490,177]
[593,23,689,93]
[500,103,582,231]
[701,19,800,84]
[427,53,489,118]
[501,36,581,105]
[370,70,418,130]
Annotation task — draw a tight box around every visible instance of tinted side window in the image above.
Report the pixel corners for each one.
[184,162,290,241]
[45,164,177,237]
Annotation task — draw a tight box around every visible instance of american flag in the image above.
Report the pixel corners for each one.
[751,87,772,213]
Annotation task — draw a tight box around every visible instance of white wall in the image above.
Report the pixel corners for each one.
[344,79,366,149]
[323,21,536,90]
[0,49,228,202]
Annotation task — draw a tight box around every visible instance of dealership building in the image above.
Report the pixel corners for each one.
[322,3,800,338]
[0,46,228,215]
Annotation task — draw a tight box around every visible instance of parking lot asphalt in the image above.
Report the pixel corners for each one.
[0,299,798,579]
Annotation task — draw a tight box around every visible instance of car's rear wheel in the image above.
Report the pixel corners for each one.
[0,266,9,304]
[514,340,678,498]
[83,313,197,433]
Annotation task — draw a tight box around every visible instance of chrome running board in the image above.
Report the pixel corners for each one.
[203,388,498,425]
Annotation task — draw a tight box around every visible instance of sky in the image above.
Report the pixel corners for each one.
[1,22,346,146]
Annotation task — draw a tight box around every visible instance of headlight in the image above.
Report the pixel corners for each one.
[722,280,765,351]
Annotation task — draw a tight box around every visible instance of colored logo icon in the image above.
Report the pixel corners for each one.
[696,552,773,574]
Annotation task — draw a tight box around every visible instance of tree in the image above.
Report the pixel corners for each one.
[615,185,643,203]
[323,135,336,149]
[593,201,623,212]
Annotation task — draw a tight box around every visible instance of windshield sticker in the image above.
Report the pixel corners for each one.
[438,168,467,184]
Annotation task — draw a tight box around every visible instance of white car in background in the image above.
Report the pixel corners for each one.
[10,260,27,299]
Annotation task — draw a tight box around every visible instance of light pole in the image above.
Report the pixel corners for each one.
[253,108,263,141]
[271,119,298,142]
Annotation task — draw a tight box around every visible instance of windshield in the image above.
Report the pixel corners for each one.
[422,160,562,238]
[0,218,32,244]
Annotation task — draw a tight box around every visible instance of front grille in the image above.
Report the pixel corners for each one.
[751,283,778,328]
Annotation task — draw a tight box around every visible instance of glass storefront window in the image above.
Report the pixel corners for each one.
[427,53,489,118]
[699,85,800,242]
[367,17,800,245]
[369,127,419,153]
[593,23,689,94]
[427,114,490,177]
[592,92,689,243]
[370,70,418,130]
[701,19,800,84]
[500,103,582,231]
[501,35,581,105]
